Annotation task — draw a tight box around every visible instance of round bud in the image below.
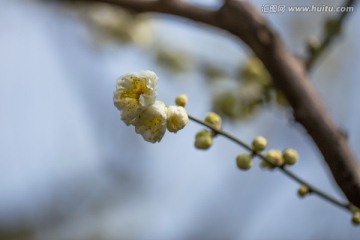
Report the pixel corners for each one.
[307,37,320,54]
[283,148,299,165]
[252,136,268,152]
[204,112,222,130]
[265,150,283,166]
[194,130,213,150]
[175,94,188,107]
[236,154,253,170]
[166,105,189,133]
[297,185,309,198]
[352,211,360,225]
[195,129,210,138]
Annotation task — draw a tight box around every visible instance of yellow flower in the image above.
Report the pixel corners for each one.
[166,106,189,133]
[134,101,167,143]
[114,70,158,125]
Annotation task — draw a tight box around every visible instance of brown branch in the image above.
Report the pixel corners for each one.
[216,0,360,208]
[67,0,360,207]
[72,0,222,27]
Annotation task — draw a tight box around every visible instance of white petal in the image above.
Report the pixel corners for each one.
[166,105,189,133]
[113,70,159,126]
[134,101,167,143]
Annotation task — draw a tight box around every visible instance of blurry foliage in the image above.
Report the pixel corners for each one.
[213,57,288,121]
[83,3,152,46]
[58,2,289,121]
[201,64,227,82]
[53,1,153,46]
[62,1,193,74]
[213,84,264,120]
[240,57,271,86]
[155,48,190,73]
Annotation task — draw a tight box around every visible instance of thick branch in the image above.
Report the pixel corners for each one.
[74,0,221,27]
[216,1,360,207]
[68,0,360,207]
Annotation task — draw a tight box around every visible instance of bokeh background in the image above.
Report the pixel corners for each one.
[1,0,360,239]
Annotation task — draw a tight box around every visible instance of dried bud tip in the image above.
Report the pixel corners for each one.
[265,150,283,167]
[298,185,309,198]
[352,211,360,225]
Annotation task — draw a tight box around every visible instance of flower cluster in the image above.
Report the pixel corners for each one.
[114,70,188,143]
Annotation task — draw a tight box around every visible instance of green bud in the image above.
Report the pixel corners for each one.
[352,211,360,225]
[195,129,209,138]
[298,185,309,198]
[283,148,299,165]
[307,37,320,54]
[236,154,253,170]
[204,112,222,130]
[194,130,213,150]
[240,57,270,86]
[252,136,268,152]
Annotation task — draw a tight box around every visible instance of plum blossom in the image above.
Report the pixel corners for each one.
[114,70,188,143]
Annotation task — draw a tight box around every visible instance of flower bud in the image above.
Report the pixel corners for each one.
[307,37,320,54]
[283,148,299,165]
[166,105,189,133]
[265,149,283,167]
[252,136,268,152]
[298,184,309,198]
[194,130,213,150]
[204,112,222,130]
[175,94,188,107]
[352,211,360,225]
[236,154,253,170]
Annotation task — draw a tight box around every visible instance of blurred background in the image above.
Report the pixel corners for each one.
[1,0,360,239]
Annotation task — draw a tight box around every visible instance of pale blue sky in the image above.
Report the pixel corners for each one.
[1,0,360,239]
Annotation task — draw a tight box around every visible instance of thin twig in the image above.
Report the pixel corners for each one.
[188,114,351,211]
[305,0,357,71]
